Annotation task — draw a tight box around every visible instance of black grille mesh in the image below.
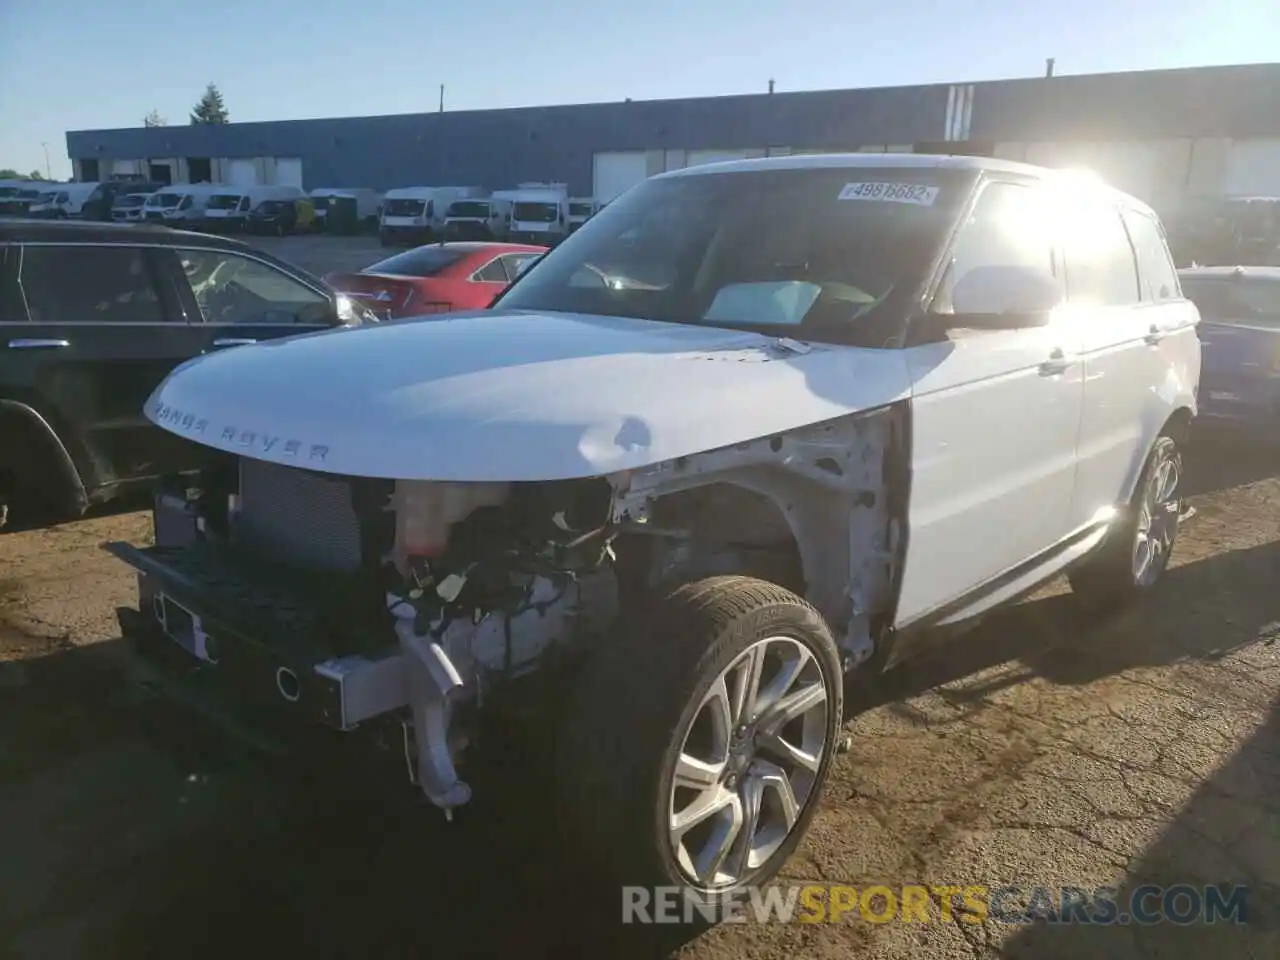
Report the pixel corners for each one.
[234,459,364,573]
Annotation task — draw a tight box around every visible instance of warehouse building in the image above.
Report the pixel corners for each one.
[65,62,1280,214]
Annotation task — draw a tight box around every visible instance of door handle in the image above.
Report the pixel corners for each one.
[1144,324,1164,345]
[212,338,257,347]
[7,338,70,350]
[1039,347,1071,375]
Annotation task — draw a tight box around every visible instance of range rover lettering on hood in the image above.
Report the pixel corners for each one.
[151,400,330,462]
[142,309,916,482]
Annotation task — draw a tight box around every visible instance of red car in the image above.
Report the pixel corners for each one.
[325,241,546,319]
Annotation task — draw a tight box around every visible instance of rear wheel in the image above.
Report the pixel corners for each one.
[0,416,76,531]
[1069,433,1182,609]
[556,576,842,905]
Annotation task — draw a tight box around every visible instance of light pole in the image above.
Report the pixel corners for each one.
[41,142,51,179]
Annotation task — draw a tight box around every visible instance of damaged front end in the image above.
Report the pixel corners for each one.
[107,405,906,818]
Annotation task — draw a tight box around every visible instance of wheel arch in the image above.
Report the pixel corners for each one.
[0,398,89,516]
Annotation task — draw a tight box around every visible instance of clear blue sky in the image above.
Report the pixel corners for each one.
[1,0,1275,180]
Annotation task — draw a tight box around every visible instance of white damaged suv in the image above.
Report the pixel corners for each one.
[108,154,1200,903]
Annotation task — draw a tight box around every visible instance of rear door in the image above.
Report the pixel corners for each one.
[2,242,207,485]
[154,245,345,353]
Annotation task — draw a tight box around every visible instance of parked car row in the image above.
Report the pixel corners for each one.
[2,174,604,248]
[381,182,598,247]
[13,153,1269,921]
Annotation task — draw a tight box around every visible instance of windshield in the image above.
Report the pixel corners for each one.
[256,200,289,214]
[384,198,426,217]
[448,200,490,219]
[17,189,40,200]
[311,195,333,210]
[513,201,559,222]
[1182,276,1280,328]
[499,167,967,343]
[148,192,182,208]
[115,194,148,208]
[569,203,593,217]
[365,246,466,278]
[36,192,58,203]
[207,194,244,210]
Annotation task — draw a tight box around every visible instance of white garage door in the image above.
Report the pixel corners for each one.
[686,149,750,167]
[228,158,257,186]
[593,151,648,204]
[1224,139,1280,197]
[275,157,304,188]
[112,160,142,176]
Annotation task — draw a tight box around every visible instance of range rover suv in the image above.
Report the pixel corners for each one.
[107,155,1200,911]
[0,219,371,528]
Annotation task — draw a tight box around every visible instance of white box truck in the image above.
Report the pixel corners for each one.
[379,186,487,246]
[508,182,570,246]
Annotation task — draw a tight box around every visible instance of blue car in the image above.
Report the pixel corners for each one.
[1179,266,1280,432]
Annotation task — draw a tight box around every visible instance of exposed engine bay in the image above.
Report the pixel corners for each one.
[111,405,907,818]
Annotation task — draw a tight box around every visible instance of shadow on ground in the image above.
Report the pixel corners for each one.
[999,695,1280,959]
[1,506,1277,958]
[855,539,1280,719]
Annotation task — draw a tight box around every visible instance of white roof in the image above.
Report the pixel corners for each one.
[659,152,1157,217]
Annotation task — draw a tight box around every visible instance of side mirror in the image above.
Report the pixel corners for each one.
[943,265,1060,328]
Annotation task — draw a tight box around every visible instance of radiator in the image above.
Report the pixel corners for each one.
[233,458,364,573]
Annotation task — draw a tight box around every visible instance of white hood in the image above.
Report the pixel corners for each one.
[146,311,912,481]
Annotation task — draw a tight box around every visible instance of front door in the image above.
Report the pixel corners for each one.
[895,179,1084,626]
[4,242,207,485]
[155,246,344,355]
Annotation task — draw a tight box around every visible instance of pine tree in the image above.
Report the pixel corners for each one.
[144,109,166,127]
[190,83,230,125]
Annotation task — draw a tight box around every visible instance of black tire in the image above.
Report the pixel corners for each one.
[1069,433,1183,610]
[0,416,76,531]
[555,575,843,908]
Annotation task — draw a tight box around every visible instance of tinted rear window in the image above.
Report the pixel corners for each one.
[20,245,166,323]
[1182,276,1280,327]
[365,247,465,277]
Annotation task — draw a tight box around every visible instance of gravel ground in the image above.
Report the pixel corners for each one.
[0,236,1276,958]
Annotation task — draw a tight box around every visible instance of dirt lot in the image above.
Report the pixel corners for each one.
[0,236,1277,958]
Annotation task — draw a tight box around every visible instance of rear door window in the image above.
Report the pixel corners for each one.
[1062,199,1141,307]
[501,253,540,280]
[19,245,167,323]
[1122,209,1181,302]
[473,257,509,283]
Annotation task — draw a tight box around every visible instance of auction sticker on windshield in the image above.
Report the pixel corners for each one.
[838,182,940,205]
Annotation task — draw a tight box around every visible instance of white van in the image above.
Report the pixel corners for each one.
[110,189,160,222]
[567,197,598,234]
[443,196,514,240]
[310,188,383,227]
[141,184,226,225]
[27,182,99,219]
[379,186,487,245]
[205,185,306,231]
[508,182,570,245]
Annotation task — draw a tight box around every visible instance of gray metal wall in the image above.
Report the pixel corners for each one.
[64,63,1280,193]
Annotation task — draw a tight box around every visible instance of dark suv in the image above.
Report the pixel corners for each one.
[0,219,370,528]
